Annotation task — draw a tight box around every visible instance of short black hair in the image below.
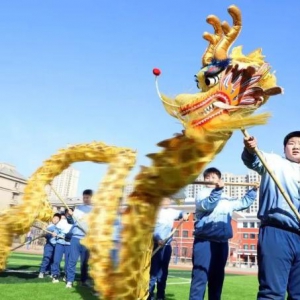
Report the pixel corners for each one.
[283,131,300,147]
[203,167,222,179]
[53,213,61,220]
[65,208,74,214]
[83,189,93,196]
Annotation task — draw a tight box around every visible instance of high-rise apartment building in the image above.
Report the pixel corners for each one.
[184,174,204,199]
[245,171,261,213]
[46,167,79,201]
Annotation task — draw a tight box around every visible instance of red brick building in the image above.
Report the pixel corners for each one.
[229,212,260,267]
[171,202,259,267]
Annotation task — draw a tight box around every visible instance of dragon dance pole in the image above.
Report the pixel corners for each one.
[192,181,259,187]
[32,224,62,236]
[10,234,44,252]
[241,129,300,222]
[32,225,67,243]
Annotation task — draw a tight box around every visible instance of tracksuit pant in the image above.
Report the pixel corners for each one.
[257,226,300,300]
[111,242,120,269]
[189,238,228,300]
[51,243,71,277]
[40,243,55,273]
[66,237,89,283]
[148,244,172,300]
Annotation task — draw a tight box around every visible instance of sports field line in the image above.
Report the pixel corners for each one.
[168,281,191,285]
[9,254,41,257]
[7,259,38,263]
[4,269,38,274]
[168,275,190,281]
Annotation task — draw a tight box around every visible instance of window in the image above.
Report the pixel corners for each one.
[243,233,248,238]
[182,230,188,238]
[173,230,179,237]
[243,222,248,228]
[250,222,255,228]
[243,245,249,250]
[250,245,256,250]
[250,234,255,239]
[182,247,188,257]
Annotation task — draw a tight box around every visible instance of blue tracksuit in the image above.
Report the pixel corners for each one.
[51,220,72,277]
[242,148,300,299]
[189,187,257,300]
[148,208,184,300]
[39,224,58,274]
[66,205,92,283]
[111,214,122,269]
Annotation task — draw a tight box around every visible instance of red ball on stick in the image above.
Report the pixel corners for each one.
[153,68,161,76]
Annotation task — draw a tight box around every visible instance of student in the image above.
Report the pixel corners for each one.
[38,213,61,278]
[25,231,33,250]
[189,167,258,300]
[111,204,128,269]
[111,215,121,269]
[148,197,189,300]
[242,131,300,299]
[65,208,74,219]
[65,189,93,288]
[52,213,73,283]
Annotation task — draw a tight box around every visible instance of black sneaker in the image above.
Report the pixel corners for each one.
[81,281,92,288]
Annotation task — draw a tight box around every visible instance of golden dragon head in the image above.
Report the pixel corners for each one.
[154,5,282,138]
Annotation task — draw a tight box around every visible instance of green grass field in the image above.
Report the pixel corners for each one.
[0,252,258,299]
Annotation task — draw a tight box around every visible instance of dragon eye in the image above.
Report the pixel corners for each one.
[205,75,220,87]
[194,75,200,88]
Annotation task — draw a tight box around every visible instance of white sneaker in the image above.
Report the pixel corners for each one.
[66,282,73,288]
[52,276,59,283]
[62,276,66,282]
[38,273,44,279]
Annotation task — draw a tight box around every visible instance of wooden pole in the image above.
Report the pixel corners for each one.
[191,181,259,187]
[32,224,56,235]
[32,224,66,240]
[10,234,44,252]
[241,128,300,222]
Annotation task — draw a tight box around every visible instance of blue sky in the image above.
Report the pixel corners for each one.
[0,1,299,195]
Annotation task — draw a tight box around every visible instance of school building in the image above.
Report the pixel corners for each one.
[0,163,27,209]
[229,212,260,267]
